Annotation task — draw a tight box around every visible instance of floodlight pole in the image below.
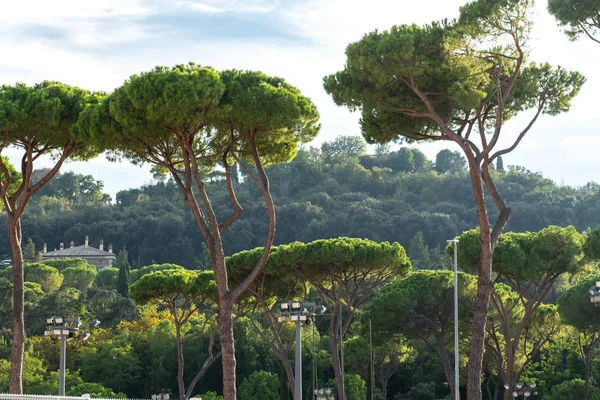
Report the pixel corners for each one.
[280,301,316,400]
[447,239,460,400]
[59,335,66,396]
[295,318,302,400]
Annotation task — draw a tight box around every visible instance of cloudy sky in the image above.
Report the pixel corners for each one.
[1,0,598,199]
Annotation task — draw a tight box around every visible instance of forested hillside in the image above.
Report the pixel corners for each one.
[2,140,600,400]
[8,136,600,271]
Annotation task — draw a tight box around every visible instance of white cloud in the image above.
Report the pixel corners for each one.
[0,0,149,25]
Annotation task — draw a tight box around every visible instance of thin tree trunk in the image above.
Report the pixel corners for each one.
[377,376,388,400]
[174,316,185,400]
[329,329,345,400]
[436,335,456,399]
[584,349,590,400]
[466,160,494,400]
[467,234,493,400]
[503,356,514,400]
[282,354,295,399]
[9,218,23,394]
[219,299,237,400]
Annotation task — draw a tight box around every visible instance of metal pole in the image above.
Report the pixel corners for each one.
[452,240,460,400]
[295,319,302,400]
[339,305,345,400]
[59,334,66,396]
[369,319,374,400]
[312,323,316,398]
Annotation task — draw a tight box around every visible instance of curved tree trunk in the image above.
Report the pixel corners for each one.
[218,300,236,400]
[465,160,494,400]
[329,330,345,400]
[584,348,590,400]
[503,355,514,400]
[174,317,186,400]
[467,229,493,400]
[9,218,23,394]
[282,354,295,399]
[435,335,456,399]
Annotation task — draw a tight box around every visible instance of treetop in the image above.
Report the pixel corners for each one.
[82,64,320,170]
[450,225,587,281]
[0,81,104,160]
[323,0,584,147]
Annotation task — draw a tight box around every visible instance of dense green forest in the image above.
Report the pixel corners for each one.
[1,136,600,399]
[9,137,600,271]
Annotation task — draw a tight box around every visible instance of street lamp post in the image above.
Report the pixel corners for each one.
[44,317,81,396]
[279,301,314,400]
[44,317,100,396]
[504,382,538,399]
[447,239,460,400]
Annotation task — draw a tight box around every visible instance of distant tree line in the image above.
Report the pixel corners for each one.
[4,136,600,272]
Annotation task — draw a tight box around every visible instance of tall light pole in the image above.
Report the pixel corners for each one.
[280,301,313,400]
[44,317,99,396]
[447,239,460,400]
[339,305,345,400]
[369,319,374,400]
[44,316,80,396]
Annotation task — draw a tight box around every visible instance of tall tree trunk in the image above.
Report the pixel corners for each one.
[329,330,345,400]
[436,336,456,399]
[9,218,23,394]
[174,317,185,400]
[377,376,388,400]
[467,233,493,400]
[219,299,236,400]
[584,348,590,400]
[503,354,514,400]
[281,354,295,399]
[466,160,494,400]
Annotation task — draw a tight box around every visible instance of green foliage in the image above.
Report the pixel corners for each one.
[130,263,185,283]
[548,0,600,43]
[34,169,109,205]
[341,374,367,400]
[584,226,600,259]
[23,263,63,293]
[496,156,505,171]
[68,381,126,398]
[366,270,476,341]
[323,0,584,144]
[24,282,44,304]
[0,81,103,159]
[238,370,280,400]
[42,258,90,271]
[62,265,97,292]
[0,353,122,396]
[198,392,224,400]
[6,148,600,269]
[557,275,600,332]
[452,225,587,281]
[321,135,367,162]
[117,249,130,297]
[87,64,320,171]
[23,238,41,262]
[542,378,600,400]
[396,382,436,400]
[129,269,217,307]
[435,150,465,174]
[96,268,119,290]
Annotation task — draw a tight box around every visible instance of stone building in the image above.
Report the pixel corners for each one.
[42,236,117,270]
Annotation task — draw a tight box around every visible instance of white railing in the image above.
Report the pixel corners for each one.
[0,394,148,400]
